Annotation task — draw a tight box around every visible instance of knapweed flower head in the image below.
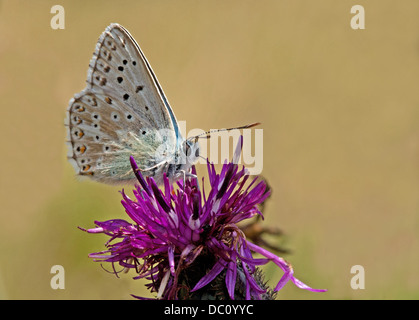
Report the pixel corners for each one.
[84,137,326,299]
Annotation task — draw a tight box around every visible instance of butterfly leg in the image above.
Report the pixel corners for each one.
[181,170,197,183]
[179,170,197,193]
[136,160,167,173]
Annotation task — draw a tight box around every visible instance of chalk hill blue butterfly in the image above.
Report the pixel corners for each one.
[65,23,257,185]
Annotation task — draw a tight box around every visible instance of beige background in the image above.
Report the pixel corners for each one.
[0,0,418,299]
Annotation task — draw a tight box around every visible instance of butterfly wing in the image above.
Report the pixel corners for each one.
[66,23,182,184]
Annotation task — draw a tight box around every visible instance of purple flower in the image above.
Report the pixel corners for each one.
[83,137,326,299]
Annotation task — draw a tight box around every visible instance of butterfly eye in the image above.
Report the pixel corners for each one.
[184,141,192,157]
[195,147,199,158]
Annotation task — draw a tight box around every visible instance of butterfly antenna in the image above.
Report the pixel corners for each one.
[188,122,260,141]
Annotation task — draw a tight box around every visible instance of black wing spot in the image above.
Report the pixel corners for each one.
[123,93,129,100]
[132,61,137,66]
[123,59,128,65]
[117,77,123,84]
[118,66,124,71]
[136,85,144,93]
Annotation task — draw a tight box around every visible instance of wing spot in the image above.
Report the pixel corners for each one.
[72,116,82,124]
[136,85,144,93]
[74,129,84,139]
[74,105,85,112]
[127,114,132,120]
[132,61,137,66]
[145,106,149,111]
[76,145,87,154]
[111,112,119,121]
[105,97,112,104]
[142,130,146,135]
[101,48,112,61]
[117,76,123,84]
[84,96,97,106]
[123,93,129,100]
[95,75,107,86]
[123,59,128,65]
[104,66,110,73]
[118,66,124,71]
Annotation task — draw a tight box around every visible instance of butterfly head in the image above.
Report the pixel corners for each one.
[183,136,200,164]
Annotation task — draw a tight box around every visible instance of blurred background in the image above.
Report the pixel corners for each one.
[0,0,418,299]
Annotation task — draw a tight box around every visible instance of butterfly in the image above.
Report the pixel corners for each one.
[65,23,257,185]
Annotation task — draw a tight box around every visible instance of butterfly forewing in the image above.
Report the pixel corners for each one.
[66,23,179,184]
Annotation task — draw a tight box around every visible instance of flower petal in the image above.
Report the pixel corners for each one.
[225,256,237,299]
[191,259,227,292]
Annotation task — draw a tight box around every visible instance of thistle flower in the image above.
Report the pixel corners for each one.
[83,137,326,299]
